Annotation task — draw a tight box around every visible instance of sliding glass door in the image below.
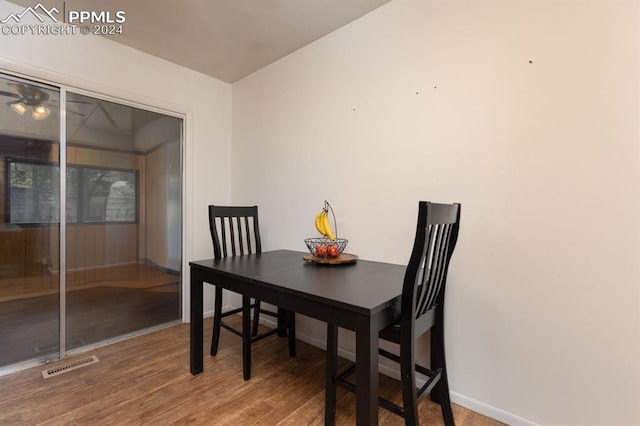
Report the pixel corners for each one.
[64,93,182,351]
[0,73,183,370]
[0,75,61,366]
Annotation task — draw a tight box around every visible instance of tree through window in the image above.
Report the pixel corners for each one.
[6,158,137,225]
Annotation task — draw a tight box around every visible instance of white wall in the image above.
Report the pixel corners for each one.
[231,0,640,424]
[0,0,232,317]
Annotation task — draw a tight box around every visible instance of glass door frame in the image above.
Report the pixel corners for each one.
[0,69,186,373]
[59,88,67,357]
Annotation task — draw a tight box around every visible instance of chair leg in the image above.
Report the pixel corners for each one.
[431,314,454,426]
[437,369,455,426]
[242,294,252,381]
[400,338,419,426]
[252,299,261,337]
[325,323,338,426]
[210,286,223,356]
[287,310,296,357]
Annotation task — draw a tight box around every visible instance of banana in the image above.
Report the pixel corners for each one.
[314,202,337,241]
[322,211,336,241]
[315,211,327,236]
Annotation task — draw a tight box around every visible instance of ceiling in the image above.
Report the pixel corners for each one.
[9,0,391,83]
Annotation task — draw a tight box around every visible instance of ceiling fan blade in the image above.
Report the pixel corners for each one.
[0,90,20,99]
[7,82,49,103]
[96,102,119,129]
[9,83,30,98]
[67,100,93,105]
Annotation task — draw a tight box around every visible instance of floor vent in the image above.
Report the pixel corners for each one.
[41,355,99,379]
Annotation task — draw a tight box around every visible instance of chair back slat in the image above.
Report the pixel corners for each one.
[209,205,261,259]
[244,216,252,253]
[419,223,454,316]
[401,202,461,327]
[221,217,229,257]
[229,216,239,256]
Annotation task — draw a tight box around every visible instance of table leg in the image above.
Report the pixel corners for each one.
[190,273,204,375]
[325,324,338,426]
[242,294,252,380]
[355,320,378,425]
[277,307,287,337]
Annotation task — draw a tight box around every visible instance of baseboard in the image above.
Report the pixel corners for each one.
[209,312,537,426]
[450,392,539,426]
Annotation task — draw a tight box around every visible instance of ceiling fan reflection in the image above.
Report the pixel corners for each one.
[0,83,116,126]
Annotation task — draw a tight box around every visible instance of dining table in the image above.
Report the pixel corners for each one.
[190,249,406,425]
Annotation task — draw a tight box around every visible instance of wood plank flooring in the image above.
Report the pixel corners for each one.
[0,316,505,425]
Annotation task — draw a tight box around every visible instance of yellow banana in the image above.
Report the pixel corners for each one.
[322,211,336,241]
[315,211,327,236]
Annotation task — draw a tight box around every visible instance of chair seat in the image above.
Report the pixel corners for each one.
[379,306,437,343]
[378,322,401,342]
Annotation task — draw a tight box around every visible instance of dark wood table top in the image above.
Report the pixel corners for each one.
[190,249,407,319]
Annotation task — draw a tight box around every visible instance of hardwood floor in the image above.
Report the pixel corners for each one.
[0,316,504,425]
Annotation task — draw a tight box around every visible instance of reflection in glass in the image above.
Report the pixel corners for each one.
[65,92,182,351]
[0,73,183,371]
[5,160,140,225]
[8,160,59,224]
[81,167,137,223]
[0,74,60,368]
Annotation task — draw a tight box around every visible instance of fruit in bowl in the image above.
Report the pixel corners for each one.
[315,244,328,256]
[305,237,348,258]
[307,200,348,258]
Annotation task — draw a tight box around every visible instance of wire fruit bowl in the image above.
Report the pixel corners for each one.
[305,237,348,258]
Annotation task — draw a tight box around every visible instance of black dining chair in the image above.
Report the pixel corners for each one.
[208,205,295,381]
[325,201,461,425]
